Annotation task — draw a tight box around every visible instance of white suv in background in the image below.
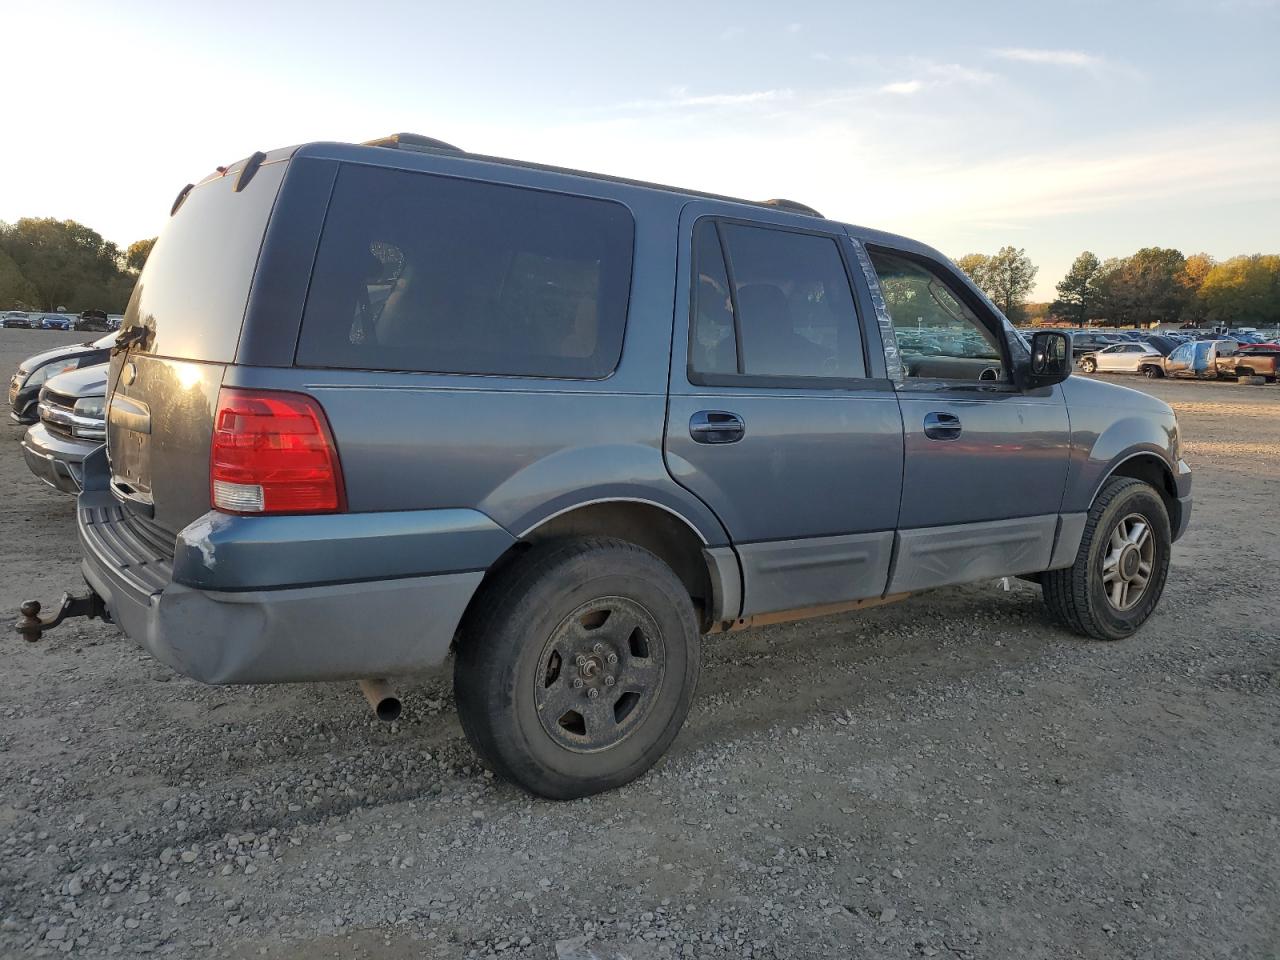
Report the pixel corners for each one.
[1078,342,1163,374]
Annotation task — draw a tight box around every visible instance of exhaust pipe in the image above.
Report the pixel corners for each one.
[357,679,401,722]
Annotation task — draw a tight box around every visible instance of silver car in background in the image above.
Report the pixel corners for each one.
[21,364,107,493]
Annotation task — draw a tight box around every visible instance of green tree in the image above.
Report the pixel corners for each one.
[1052,251,1101,327]
[1198,255,1280,327]
[1176,253,1215,325]
[125,237,157,273]
[954,253,992,290]
[1094,247,1188,327]
[982,246,1038,321]
[0,247,40,309]
[0,218,134,312]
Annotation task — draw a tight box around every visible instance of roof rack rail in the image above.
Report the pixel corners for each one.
[758,198,823,218]
[363,132,463,154]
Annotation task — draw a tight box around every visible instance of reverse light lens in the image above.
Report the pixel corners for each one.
[210,388,345,514]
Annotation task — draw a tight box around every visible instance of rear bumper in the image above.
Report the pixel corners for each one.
[76,482,511,684]
[21,422,96,493]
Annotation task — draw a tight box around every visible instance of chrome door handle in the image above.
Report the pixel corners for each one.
[923,411,962,441]
[690,410,745,444]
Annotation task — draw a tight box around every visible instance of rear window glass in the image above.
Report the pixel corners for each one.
[296,164,635,378]
[122,161,285,362]
[690,219,865,381]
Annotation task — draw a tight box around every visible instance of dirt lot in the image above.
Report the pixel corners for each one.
[1,327,1277,959]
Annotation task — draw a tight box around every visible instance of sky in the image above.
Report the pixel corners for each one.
[3,0,1278,299]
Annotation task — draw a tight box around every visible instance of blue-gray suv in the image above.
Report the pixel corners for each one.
[30,133,1191,798]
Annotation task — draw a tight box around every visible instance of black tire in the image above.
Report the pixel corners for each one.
[1080,358,1097,373]
[1042,477,1171,641]
[454,537,700,799]
[1141,365,1163,379]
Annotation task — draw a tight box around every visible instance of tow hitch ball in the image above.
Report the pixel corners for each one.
[15,593,109,643]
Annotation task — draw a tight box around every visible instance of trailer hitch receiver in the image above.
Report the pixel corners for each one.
[15,593,109,643]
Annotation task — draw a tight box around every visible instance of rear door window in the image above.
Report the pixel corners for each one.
[122,160,286,362]
[689,219,865,382]
[296,165,635,379]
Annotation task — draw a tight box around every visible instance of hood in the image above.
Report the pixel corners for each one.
[18,338,111,375]
[1060,373,1174,417]
[44,362,109,399]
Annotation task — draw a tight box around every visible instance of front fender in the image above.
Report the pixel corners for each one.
[1060,378,1183,514]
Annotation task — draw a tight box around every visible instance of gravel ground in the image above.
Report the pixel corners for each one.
[1,327,1277,959]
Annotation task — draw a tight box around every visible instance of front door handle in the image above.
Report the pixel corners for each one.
[690,410,745,444]
[923,411,962,441]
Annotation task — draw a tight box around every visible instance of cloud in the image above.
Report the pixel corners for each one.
[880,80,924,96]
[875,62,996,97]
[992,47,1103,68]
[612,88,794,112]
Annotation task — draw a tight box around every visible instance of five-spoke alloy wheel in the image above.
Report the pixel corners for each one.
[1042,477,1172,640]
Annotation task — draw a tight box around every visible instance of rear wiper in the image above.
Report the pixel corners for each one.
[112,326,151,355]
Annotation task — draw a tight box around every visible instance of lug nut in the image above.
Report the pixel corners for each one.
[587,688,599,700]
[606,653,618,665]
[604,676,615,686]
[572,678,584,689]
[592,643,604,655]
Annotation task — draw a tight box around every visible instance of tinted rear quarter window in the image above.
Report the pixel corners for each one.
[296,164,635,379]
[123,161,286,362]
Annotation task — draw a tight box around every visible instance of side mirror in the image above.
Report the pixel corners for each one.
[1022,331,1071,389]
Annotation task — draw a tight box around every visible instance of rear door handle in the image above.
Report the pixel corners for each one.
[690,410,745,444]
[923,411,962,441]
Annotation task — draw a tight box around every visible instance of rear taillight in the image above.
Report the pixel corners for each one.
[210,388,345,514]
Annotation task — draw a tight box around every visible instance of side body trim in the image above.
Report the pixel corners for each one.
[737,531,894,617]
[887,515,1057,593]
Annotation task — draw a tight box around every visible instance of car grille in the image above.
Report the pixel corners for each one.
[39,388,81,440]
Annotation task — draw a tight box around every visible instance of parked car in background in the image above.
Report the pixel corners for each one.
[33,134,1190,801]
[1070,331,1119,357]
[3,311,37,329]
[107,314,124,330]
[40,314,72,331]
[1144,340,1279,381]
[1077,342,1164,374]
[8,333,116,423]
[21,363,107,493]
[1237,342,1280,354]
[74,310,112,332]
[1142,335,1180,356]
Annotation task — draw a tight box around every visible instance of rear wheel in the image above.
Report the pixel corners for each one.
[1141,364,1163,379]
[1041,477,1171,640]
[1080,357,1097,373]
[454,538,700,799]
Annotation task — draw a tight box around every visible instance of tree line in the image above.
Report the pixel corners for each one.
[956,245,1280,328]
[0,218,155,314]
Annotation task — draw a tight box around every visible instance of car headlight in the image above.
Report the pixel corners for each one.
[21,360,77,390]
[72,396,106,440]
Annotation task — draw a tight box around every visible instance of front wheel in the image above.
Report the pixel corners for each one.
[1041,477,1172,640]
[1141,365,1163,379]
[454,538,700,799]
[1080,358,1097,373]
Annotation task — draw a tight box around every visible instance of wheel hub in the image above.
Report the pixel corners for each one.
[534,597,666,753]
[1101,512,1156,612]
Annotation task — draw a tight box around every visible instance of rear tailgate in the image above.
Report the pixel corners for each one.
[107,158,287,537]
